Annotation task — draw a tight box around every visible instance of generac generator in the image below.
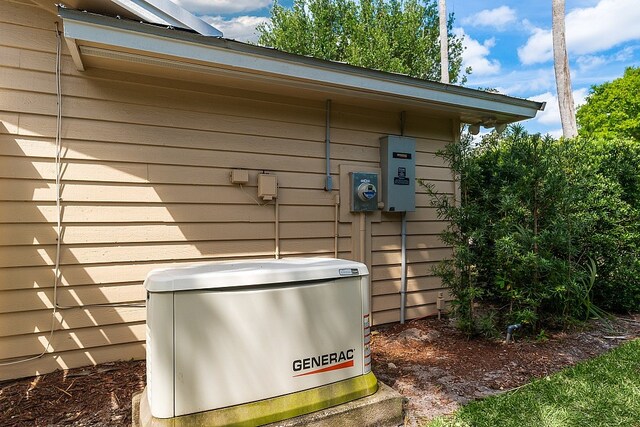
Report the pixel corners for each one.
[142,258,378,425]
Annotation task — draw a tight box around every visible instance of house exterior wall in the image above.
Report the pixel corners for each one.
[0,0,455,380]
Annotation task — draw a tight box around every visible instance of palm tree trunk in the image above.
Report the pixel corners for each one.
[552,0,577,138]
[439,0,449,84]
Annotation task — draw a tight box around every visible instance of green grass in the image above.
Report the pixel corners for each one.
[427,339,640,427]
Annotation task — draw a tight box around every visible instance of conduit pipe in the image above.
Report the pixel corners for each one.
[400,212,408,324]
[334,194,340,258]
[400,111,408,324]
[324,99,333,191]
[275,196,280,259]
[359,212,366,264]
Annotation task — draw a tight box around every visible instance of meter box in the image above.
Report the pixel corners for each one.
[380,136,416,212]
[350,172,379,212]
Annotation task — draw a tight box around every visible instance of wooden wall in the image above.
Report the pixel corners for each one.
[0,0,455,380]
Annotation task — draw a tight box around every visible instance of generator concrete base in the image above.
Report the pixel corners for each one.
[132,381,403,427]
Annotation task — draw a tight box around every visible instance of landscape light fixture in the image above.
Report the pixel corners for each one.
[468,124,480,135]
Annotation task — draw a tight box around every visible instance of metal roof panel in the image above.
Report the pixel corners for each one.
[61,0,222,36]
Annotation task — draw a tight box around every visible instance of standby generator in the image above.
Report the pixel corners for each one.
[143,258,377,425]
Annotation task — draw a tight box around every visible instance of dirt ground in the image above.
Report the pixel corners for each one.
[1,315,638,427]
[372,314,640,426]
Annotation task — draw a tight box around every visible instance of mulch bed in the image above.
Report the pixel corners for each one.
[372,314,640,425]
[1,315,638,426]
[1,361,145,427]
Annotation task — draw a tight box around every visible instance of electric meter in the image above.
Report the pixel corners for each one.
[357,182,377,202]
[350,172,379,212]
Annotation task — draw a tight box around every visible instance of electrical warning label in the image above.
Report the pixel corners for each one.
[394,167,410,185]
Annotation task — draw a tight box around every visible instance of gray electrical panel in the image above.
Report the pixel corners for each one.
[380,136,416,212]
[350,172,379,212]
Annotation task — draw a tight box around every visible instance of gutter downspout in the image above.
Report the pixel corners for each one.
[324,99,333,191]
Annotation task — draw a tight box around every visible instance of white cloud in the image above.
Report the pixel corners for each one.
[174,0,271,15]
[517,27,553,65]
[494,68,557,95]
[455,28,501,76]
[546,128,565,138]
[530,87,589,127]
[613,46,636,61]
[462,6,517,30]
[576,55,607,72]
[202,16,269,42]
[574,46,636,73]
[518,0,640,65]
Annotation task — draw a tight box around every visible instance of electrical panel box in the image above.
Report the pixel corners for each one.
[258,174,277,201]
[380,136,416,212]
[350,172,379,212]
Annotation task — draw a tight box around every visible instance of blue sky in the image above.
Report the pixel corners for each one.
[174,0,640,136]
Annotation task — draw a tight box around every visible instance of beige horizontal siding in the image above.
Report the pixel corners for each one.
[0,155,452,186]
[0,203,334,224]
[1,283,145,313]
[372,276,444,296]
[0,306,146,337]
[1,342,146,382]
[0,322,146,360]
[0,222,353,246]
[0,0,456,379]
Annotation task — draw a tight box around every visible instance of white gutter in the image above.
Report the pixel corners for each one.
[59,8,544,122]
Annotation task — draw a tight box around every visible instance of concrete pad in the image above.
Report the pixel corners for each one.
[265,382,404,427]
[132,382,403,427]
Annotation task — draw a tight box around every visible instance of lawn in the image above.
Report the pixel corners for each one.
[427,339,640,427]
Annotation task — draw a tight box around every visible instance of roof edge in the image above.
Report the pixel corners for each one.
[59,8,544,123]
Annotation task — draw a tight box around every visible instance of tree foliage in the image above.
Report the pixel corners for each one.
[425,126,640,335]
[577,67,640,141]
[257,0,468,83]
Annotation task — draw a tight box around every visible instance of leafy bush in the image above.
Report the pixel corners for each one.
[575,138,640,312]
[425,126,640,334]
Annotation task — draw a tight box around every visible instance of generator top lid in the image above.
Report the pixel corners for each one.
[144,258,368,292]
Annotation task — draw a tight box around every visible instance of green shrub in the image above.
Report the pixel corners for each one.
[425,126,640,333]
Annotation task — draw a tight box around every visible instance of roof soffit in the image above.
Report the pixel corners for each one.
[59,8,544,125]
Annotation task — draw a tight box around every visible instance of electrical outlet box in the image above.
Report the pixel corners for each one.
[230,169,249,184]
[350,172,379,212]
[380,136,416,212]
[258,174,277,201]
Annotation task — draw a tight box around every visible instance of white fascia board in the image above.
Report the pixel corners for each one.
[60,10,542,121]
[63,36,85,71]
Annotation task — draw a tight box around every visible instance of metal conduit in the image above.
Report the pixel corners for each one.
[324,99,333,191]
[400,212,408,324]
[400,111,408,324]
